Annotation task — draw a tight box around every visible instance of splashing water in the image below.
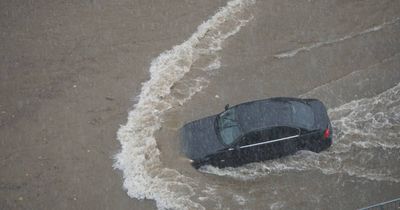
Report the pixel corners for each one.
[113,1,255,209]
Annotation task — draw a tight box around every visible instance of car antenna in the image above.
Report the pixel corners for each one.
[224,104,229,110]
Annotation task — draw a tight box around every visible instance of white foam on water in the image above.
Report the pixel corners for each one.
[329,83,400,151]
[203,83,400,182]
[113,1,255,209]
[270,201,286,210]
[274,17,400,59]
[233,194,247,206]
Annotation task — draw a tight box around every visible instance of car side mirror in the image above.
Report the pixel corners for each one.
[224,104,229,110]
[228,145,241,151]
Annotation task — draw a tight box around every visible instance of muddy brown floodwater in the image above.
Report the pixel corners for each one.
[1,0,399,209]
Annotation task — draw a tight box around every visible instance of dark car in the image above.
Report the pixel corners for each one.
[180,97,332,169]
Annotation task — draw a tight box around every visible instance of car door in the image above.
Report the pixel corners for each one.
[256,126,301,159]
[209,145,241,167]
[280,126,301,155]
[220,126,301,166]
[228,131,263,165]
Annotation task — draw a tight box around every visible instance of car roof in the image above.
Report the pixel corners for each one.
[230,97,315,132]
[229,97,307,109]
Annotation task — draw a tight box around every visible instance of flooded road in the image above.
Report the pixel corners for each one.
[1,0,399,209]
[115,0,400,209]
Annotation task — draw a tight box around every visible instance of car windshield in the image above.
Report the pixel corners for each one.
[216,107,242,145]
[290,101,315,129]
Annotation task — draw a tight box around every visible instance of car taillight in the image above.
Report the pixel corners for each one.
[323,128,330,139]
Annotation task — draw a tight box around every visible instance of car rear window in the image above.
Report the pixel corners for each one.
[290,101,315,130]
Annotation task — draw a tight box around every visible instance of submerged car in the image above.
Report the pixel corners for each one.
[180,97,332,169]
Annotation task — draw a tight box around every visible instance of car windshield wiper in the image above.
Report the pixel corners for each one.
[223,117,237,123]
[220,125,238,129]
[220,115,240,125]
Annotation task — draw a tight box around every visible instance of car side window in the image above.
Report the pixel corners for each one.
[238,126,300,147]
[238,131,262,146]
[261,126,299,140]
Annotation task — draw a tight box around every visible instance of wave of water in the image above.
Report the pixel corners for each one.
[113,1,255,209]
[202,83,400,182]
[274,17,400,59]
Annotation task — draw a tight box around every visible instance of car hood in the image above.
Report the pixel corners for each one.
[180,115,226,160]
